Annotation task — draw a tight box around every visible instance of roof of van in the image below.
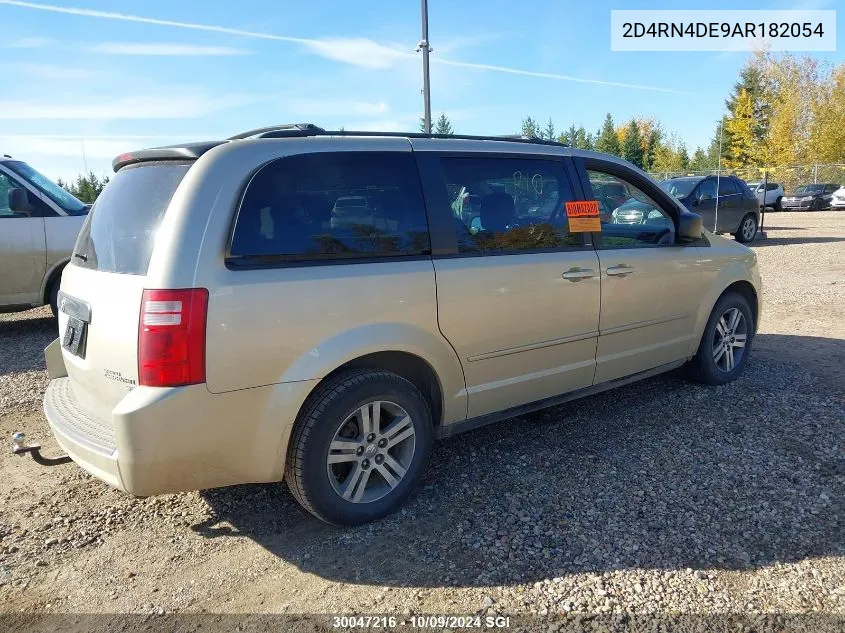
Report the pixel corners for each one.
[110,123,642,175]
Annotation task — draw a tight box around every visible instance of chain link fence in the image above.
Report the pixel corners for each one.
[649,164,845,196]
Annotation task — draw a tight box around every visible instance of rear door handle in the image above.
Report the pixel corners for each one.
[562,268,596,281]
[606,265,634,277]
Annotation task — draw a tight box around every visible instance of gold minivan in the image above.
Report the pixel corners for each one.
[42,125,761,525]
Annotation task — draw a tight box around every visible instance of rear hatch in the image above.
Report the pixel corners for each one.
[57,161,192,422]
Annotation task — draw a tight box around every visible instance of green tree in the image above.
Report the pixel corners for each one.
[521,116,540,138]
[59,171,109,203]
[622,119,644,168]
[574,126,594,150]
[645,128,661,171]
[543,118,555,141]
[434,113,454,135]
[689,147,712,172]
[678,144,690,170]
[595,113,620,156]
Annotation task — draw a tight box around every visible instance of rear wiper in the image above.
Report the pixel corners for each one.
[73,253,88,262]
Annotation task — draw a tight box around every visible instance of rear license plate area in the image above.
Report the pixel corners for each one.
[58,292,91,359]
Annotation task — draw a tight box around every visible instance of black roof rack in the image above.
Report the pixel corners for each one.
[112,124,570,171]
[228,123,326,140]
[228,124,569,147]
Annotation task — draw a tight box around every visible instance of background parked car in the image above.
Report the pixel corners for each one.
[782,183,839,210]
[830,185,845,209]
[658,175,760,243]
[747,181,784,211]
[0,157,88,316]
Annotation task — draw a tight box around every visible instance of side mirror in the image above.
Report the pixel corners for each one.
[8,188,32,215]
[699,193,713,202]
[678,211,703,242]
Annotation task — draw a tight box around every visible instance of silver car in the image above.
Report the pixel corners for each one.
[41,125,762,525]
[0,157,88,316]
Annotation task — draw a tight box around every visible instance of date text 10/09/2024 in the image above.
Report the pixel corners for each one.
[332,615,511,629]
[622,22,825,39]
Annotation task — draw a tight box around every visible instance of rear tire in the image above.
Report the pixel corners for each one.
[734,213,757,243]
[687,292,754,386]
[285,369,433,525]
[773,197,782,212]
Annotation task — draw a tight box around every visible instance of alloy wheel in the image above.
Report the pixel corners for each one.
[741,216,757,241]
[712,307,748,372]
[326,400,416,503]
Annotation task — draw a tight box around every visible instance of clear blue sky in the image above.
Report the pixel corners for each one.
[0,0,841,181]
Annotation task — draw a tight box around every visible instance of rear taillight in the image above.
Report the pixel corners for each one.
[138,288,208,387]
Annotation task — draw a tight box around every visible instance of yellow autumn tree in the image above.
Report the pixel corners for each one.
[809,65,845,163]
[763,54,818,167]
[724,88,759,168]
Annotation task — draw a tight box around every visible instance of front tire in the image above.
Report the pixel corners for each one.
[285,369,433,525]
[734,213,758,243]
[687,292,754,386]
[773,197,782,212]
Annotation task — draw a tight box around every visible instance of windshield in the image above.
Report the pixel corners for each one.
[795,184,824,194]
[659,179,699,199]
[4,160,88,215]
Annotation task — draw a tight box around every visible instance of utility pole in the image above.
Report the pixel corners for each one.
[416,0,432,134]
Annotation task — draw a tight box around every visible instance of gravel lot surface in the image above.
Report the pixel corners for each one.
[0,212,843,623]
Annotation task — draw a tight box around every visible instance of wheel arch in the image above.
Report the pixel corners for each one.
[40,258,69,305]
[721,280,759,331]
[689,261,761,358]
[322,351,445,428]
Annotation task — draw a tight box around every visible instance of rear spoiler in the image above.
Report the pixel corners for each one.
[112,141,227,172]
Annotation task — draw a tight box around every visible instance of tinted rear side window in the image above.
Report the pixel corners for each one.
[718,179,738,196]
[229,152,430,263]
[72,161,190,274]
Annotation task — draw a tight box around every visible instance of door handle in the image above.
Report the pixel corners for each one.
[606,264,634,277]
[562,268,596,281]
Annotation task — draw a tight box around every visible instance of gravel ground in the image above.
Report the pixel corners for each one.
[0,211,843,623]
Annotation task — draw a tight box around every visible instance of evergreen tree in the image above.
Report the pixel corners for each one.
[58,171,109,203]
[543,118,555,141]
[434,113,454,135]
[645,128,661,171]
[520,116,540,138]
[622,119,644,167]
[689,147,712,172]
[595,113,620,156]
[678,144,690,170]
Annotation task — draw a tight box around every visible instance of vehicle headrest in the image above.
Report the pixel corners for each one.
[480,192,515,232]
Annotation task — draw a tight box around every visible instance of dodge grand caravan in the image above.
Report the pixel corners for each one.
[42,125,761,525]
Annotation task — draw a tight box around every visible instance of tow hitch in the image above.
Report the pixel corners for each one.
[12,432,71,466]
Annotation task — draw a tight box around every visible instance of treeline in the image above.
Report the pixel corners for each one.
[441,51,845,174]
[57,172,109,204]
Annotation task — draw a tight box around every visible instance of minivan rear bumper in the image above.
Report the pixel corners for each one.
[43,374,318,496]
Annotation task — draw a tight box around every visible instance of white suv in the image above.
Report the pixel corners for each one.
[747,182,784,211]
[831,186,845,209]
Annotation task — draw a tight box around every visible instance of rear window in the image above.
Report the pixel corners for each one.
[71,161,190,274]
